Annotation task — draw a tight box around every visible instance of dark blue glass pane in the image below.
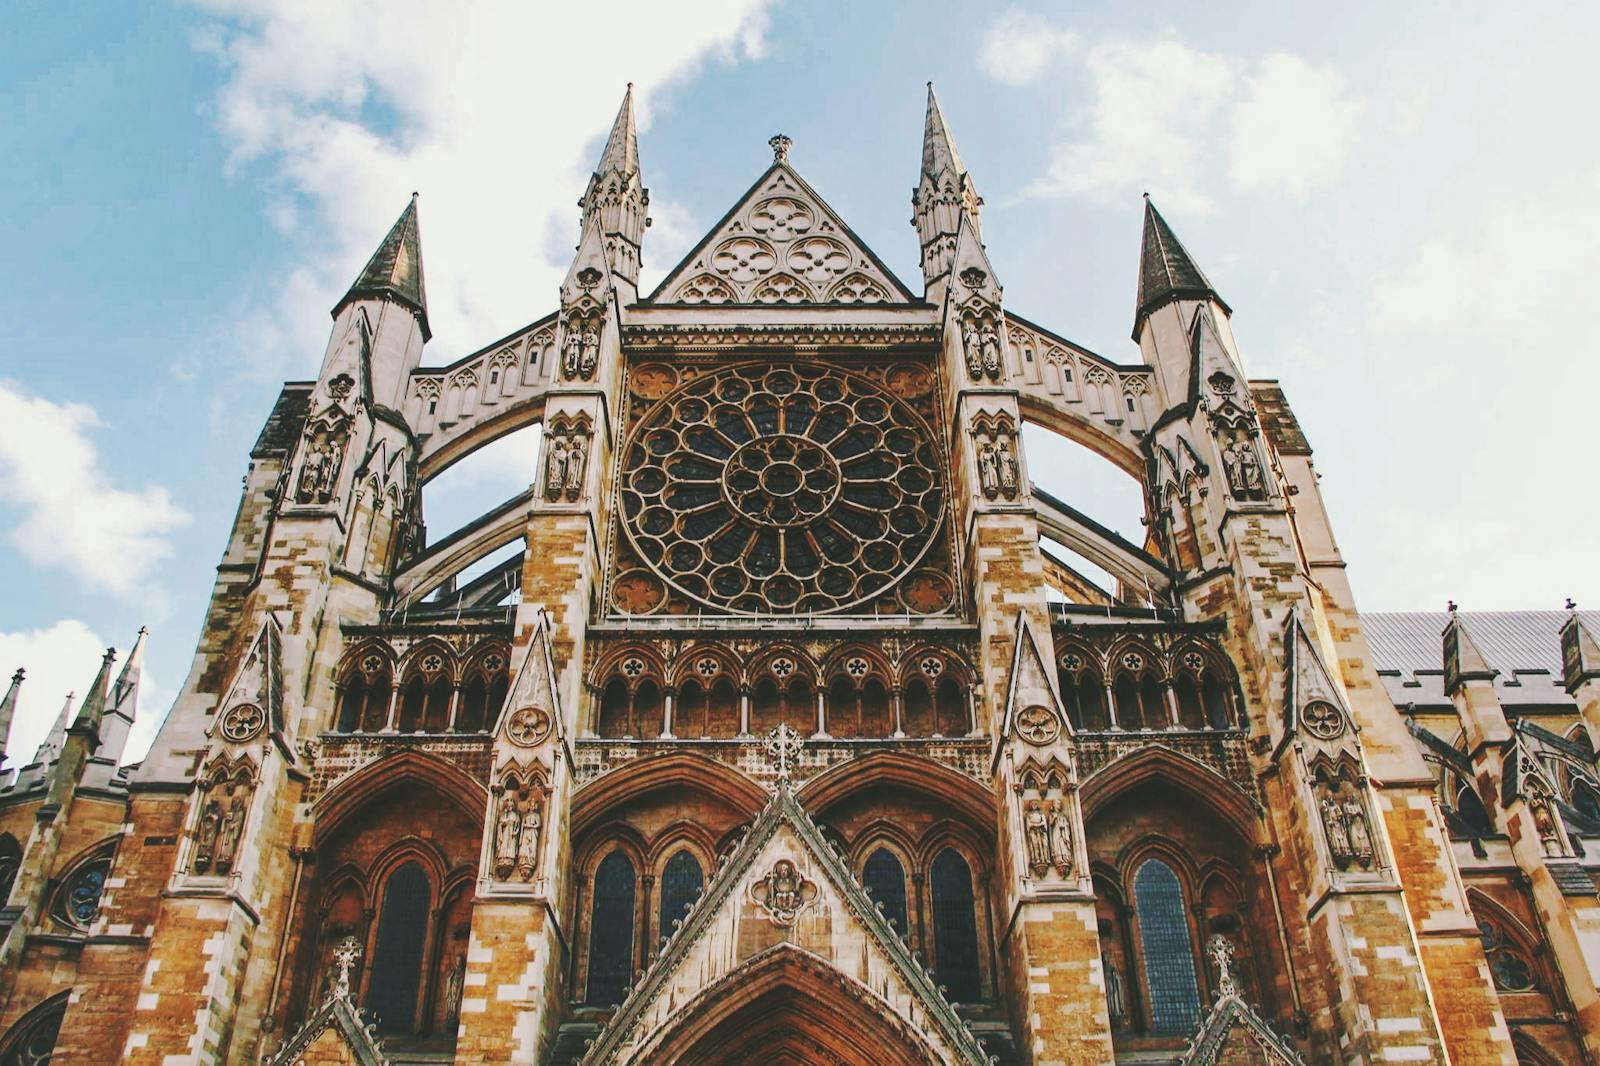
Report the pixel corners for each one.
[863,849,909,942]
[931,849,982,1002]
[1134,859,1201,1034]
[658,851,703,944]
[586,851,636,1006]
[367,861,431,1034]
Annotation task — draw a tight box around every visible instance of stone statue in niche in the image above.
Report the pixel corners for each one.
[1321,793,1353,866]
[443,953,466,1022]
[493,794,521,879]
[564,434,587,500]
[543,437,569,501]
[961,317,983,380]
[296,435,345,505]
[1102,949,1128,1026]
[1221,435,1265,501]
[1321,778,1376,870]
[980,325,1002,380]
[579,325,600,379]
[215,793,247,873]
[193,799,221,873]
[1528,782,1564,856]
[561,328,582,379]
[516,804,542,879]
[1048,802,1075,876]
[996,434,1019,498]
[1024,802,1052,874]
[978,443,1000,499]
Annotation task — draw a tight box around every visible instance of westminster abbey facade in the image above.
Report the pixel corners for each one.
[2,86,1599,1065]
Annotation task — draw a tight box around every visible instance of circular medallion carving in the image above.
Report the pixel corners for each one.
[611,570,665,615]
[219,703,265,743]
[900,570,954,614]
[1303,699,1346,740]
[620,363,945,614]
[506,706,552,747]
[1016,705,1060,745]
[632,363,678,399]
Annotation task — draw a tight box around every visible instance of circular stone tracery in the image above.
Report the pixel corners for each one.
[621,362,945,614]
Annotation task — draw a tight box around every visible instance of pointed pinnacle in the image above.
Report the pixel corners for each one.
[921,82,967,180]
[339,194,430,340]
[1135,196,1228,329]
[597,84,639,177]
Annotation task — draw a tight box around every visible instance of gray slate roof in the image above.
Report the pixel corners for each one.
[1362,611,1599,711]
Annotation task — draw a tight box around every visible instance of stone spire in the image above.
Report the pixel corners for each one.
[913,83,983,287]
[1444,607,1499,696]
[82,628,145,789]
[1562,607,1600,694]
[580,84,649,294]
[336,193,430,340]
[1135,196,1228,335]
[0,668,21,770]
[68,647,118,751]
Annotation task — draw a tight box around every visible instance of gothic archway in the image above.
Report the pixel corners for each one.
[630,944,953,1066]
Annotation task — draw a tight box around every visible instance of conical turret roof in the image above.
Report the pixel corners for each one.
[1136,196,1228,330]
[339,193,430,339]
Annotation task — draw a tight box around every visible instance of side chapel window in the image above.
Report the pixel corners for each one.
[1133,858,1202,1034]
[930,848,982,1002]
[586,850,636,1006]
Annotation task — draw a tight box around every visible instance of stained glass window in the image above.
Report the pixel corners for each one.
[658,851,703,945]
[931,848,982,1002]
[367,861,431,1034]
[1134,858,1201,1034]
[586,850,636,1006]
[52,854,110,931]
[863,848,909,940]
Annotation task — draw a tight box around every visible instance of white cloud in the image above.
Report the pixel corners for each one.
[1229,53,1363,198]
[980,8,1077,86]
[0,382,190,597]
[1003,27,1360,212]
[0,620,168,769]
[187,0,774,373]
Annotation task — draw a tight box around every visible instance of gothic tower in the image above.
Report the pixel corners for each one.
[2,84,1597,1066]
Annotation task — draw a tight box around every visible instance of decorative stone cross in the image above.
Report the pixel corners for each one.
[769,134,792,164]
[1206,934,1237,999]
[764,722,804,781]
[332,935,363,995]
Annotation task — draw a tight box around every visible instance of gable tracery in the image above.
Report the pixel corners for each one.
[654,170,909,306]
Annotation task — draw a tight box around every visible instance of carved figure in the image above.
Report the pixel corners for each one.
[1531,792,1563,856]
[978,443,1000,499]
[579,327,600,378]
[750,858,816,925]
[961,318,982,380]
[564,434,587,500]
[443,953,466,1021]
[194,799,221,872]
[516,805,542,878]
[1024,803,1052,873]
[1223,438,1265,501]
[561,329,581,378]
[544,438,569,502]
[1207,934,1239,999]
[1321,793,1352,865]
[1048,803,1075,875]
[1343,797,1375,867]
[296,444,326,504]
[996,434,1019,499]
[980,326,1001,379]
[1102,950,1127,1025]
[494,796,521,878]
[215,794,246,872]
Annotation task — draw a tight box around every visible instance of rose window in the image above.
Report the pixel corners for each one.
[620,363,945,614]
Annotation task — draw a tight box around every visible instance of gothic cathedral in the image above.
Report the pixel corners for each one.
[3,86,1600,1066]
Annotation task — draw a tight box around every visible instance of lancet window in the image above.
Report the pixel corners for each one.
[585,849,637,1006]
[1132,857,1203,1034]
[863,846,910,941]
[367,861,432,1033]
[330,640,507,735]
[930,847,983,1002]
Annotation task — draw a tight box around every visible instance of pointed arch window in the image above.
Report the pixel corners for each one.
[51,849,112,932]
[934,676,967,736]
[863,848,909,942]
[586,850,636,1006]
[657,851,703,947]
[930,848,982,1002]
[0,993,66,1066]
[337,652,392,733]
[0,834,19,908]
[902,678,933,736]
[1133,858,1202,1034]
[366,861,431,1034]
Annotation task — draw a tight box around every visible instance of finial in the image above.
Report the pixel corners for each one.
[331,935,363,997]
[764,722,803,780]
[1206,934,1238,1000]
[410,191,419,201]
[102,647,117,666]
[1447,599,1458,614]
[768,134,792,164]
[1566,597,1578,612]
[9,668,21,684]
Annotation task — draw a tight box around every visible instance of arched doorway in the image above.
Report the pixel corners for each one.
[633,946,963,1066]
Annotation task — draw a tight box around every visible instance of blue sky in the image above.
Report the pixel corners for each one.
[3,1,1597,763]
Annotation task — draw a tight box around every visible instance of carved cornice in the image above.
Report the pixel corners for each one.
[620,322,940,350]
